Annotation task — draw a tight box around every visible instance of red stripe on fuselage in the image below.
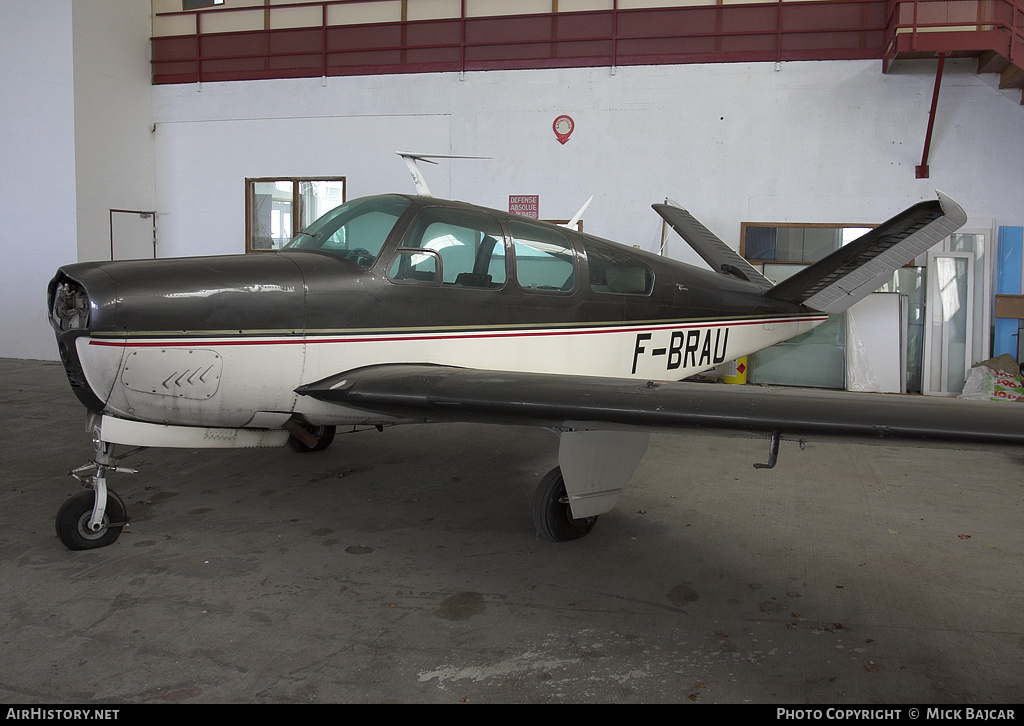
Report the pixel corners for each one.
[88,315,828,348]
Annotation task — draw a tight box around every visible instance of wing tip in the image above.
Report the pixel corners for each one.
[764,191,969,313]
[936,190,968,228]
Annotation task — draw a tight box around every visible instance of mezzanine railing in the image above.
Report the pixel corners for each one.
[152,0,889,84]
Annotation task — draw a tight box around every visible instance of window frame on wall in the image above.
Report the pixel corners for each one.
[739,222,874,264]
[245,177,347,253]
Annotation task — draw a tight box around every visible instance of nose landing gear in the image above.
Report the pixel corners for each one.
[57,431,136,550]
[55,488,129,550]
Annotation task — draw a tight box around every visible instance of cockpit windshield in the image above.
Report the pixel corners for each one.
[283,194,412,268]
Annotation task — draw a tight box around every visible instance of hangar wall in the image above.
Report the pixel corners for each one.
[1,0,79,361]
[151,59,1023,264]
[71,0,157,264]
[1,0,154,362]
[4,1,1023,363]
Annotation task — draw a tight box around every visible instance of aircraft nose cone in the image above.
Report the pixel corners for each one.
[48,254,307,413]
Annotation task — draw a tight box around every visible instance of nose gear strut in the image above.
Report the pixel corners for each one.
[58,421,139,550]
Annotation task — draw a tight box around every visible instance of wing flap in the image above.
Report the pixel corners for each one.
[297,364,1024,448]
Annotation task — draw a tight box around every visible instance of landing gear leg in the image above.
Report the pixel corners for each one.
[57,430,135,550]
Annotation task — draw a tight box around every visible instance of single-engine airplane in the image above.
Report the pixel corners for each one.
[47,158,1024,550]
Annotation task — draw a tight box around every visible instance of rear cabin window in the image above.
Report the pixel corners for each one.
[509,219,576,293]
[580,238,654,295]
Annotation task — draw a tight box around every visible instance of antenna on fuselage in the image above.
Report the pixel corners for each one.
[395,151,490,197]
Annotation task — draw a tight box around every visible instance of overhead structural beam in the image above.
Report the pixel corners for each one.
[916,53,948,180]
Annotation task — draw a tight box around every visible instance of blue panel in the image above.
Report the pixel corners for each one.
[995,226,1023,358]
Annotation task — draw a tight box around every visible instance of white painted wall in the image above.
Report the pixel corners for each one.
[0,0,155,361]
[72,0,156,263]
[153,109,451,258]
[152,60,1024,266]
[4,0,1023,363]
[0,0,78,361]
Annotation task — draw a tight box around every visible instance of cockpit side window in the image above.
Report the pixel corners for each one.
[388,208,507,288]
[282,195,412,268]
[509,219,576,293]
[580,238,654,295]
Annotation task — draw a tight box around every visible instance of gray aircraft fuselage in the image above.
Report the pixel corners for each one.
[49,194,811,419]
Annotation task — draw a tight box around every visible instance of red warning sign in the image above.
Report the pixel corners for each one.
[509,195,539,218]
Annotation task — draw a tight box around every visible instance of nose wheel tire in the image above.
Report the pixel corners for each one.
[532,467,597,542]
[55,489,128,551]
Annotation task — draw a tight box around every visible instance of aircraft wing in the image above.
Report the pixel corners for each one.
[297,364,1024,448]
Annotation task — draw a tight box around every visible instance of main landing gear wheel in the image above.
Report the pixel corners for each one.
[55,489,129,551]
[287,424,337,453]
[532,467,597,542]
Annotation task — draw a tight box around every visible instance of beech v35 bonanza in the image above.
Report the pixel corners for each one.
[48,173,1024,549]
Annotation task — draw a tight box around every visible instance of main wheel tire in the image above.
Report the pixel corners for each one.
[532,467,597,542]
[55,490,128,551]
[287,424,337,453]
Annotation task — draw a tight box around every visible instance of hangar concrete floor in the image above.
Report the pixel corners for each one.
[2,357,1022,704]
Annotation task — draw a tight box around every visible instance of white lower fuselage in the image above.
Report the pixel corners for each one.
[78,312,827,436]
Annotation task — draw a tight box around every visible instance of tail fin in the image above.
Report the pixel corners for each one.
[653,201,774,291]
[765,192,966,313]
[656,192,966,313]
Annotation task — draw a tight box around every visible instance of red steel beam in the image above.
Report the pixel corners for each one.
[915,51,947,179]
